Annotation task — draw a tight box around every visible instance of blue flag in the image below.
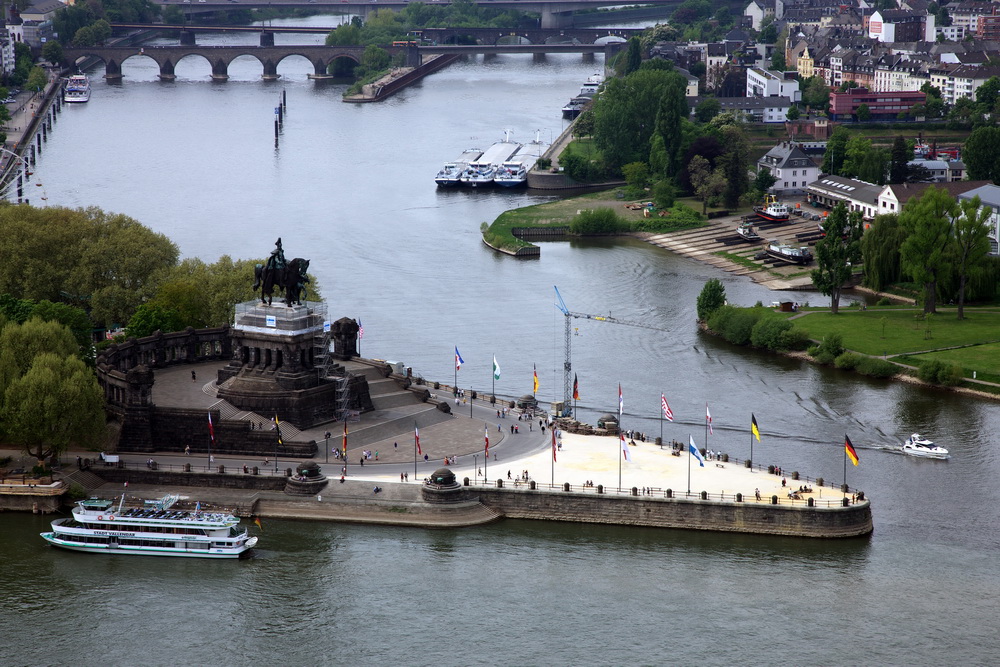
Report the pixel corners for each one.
[688,435,705,467]
[455,346,464,371]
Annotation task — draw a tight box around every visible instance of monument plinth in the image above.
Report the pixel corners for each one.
[217,300,373,427]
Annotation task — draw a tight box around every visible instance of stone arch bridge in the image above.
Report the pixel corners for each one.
[62,45,410,81]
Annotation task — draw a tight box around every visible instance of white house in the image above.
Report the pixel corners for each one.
[746,67,802,102]
[757,142,820,195]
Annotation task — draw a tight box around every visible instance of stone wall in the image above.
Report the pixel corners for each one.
[0,493,63,514]
[476,487,873,538]
[93,468,289,492]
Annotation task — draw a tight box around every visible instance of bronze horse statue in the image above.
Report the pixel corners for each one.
[253,257,310,307]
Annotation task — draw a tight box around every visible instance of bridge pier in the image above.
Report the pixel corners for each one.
[104,60,123,81]
[582,52,595,63]
[180,30,196,46]
[260,32,274,47]
[262,60,280,81]
[159,61,176,81]
[307,58,333,80]
[540,7,573,30]
[211,59,229,81]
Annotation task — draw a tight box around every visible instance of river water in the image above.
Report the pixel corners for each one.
[2,17,999,665]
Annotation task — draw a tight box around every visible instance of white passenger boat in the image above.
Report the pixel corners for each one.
[460,131,520,187]
[902,433,950,459]
[40,494,258,558]
[435,148,482,187]
[64,73,91,103]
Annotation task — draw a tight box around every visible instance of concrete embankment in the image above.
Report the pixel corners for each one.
[343,54,461,103]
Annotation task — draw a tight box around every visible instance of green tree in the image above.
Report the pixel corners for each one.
[861,214,906,290]
[810,203,864,313]
[759,17,777,43]
[963,126,1000,183]
[889,135,909,184]
[42,40,64,65]
[2,352,105,464]
[654,72,689,177]
[688,155,725,213]
[73,25,96,47]
[125,303,185,338]
[91,19,112,45]
[899,186,958,313]
[592,69,677,171]
[786,105,800,121]
[976,76,1000,110]
[624,37,642,75]
[29,300,94,353]
[622,161,650,194]
[753,166,777,193]
[856,103,871,121]
[801,76,830,111]
[694,97,720,123]
[573,109,595,137]
[0,318,80,399]
[26,66,47,93]
[696,278,726,321]
[771,27,787,70]
[822,127,849,175]
[951,196,992,319]
[719,125,751,208]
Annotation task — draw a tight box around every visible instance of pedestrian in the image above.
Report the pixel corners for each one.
[209,454,215,464]
[529,423,532,431]
[264,457,269,466]
[400,472,404,482]
[497,423,501,432]
[184,445,190,456]
[191,370,196,382]
[515,425,519,434]
[360,457,364,466]
[508,470,511,479]
[404,472,408,481]
[755,488,761,501]
[510,424,514,434]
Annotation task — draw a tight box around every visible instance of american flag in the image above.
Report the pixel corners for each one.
[358,319,364,339]
[661,394,674,422]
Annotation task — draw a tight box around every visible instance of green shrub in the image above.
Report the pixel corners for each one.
[631,203,704,232]
[782,327,812,350]
[834,352,862,370]
[569,208,627,235]
[67,483,87,500]
[918,359,963,385]
[918,359,945,383]
[811,333,844,363]
[876,297,893,306]
[856,357,899,378]
[536,157,551,170]
[652,179,676,208]
[710,306,764,345]
[750,317,792,350]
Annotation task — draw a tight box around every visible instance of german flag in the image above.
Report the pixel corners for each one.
[845,434,859,466]
[751,414,761,442]
[572,373,580,400]
[253,517,263,530]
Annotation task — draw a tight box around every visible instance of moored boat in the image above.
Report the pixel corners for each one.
[494,135,547,187]
[459,131,520,187]
[64,73,91,103]
[764,240,813,264]
[902,433,950,459]
[40,493,258,558]
[753,194,790,222]
[435,148,482,187]
[736,220,761,241]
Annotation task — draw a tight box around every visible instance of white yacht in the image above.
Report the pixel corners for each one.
[495,134,547,187]
[64,74,91,103]
[902,434,950,459]
[40,494,258,558]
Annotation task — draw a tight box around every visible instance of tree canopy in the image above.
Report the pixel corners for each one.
[899,186,958,313]
[810,203,864,313]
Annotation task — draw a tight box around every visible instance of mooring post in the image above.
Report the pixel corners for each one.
[282,88,286,111]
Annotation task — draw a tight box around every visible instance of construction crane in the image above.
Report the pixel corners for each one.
[553,286,668,417]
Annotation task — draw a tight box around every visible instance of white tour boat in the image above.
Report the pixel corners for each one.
[40,494,258,558]
[460,130,520,187]
[64,74,91,103]
[902,433,950,459]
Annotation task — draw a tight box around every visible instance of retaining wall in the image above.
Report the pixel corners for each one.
[477,487,873,538]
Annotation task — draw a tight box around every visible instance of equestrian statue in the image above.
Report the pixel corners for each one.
[253,238,311,307]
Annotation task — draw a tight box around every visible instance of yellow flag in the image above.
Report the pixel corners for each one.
[751,414,761,442]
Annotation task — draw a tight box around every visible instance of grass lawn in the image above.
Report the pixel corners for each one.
[786,308,1000,357]
[901,343,1000,380]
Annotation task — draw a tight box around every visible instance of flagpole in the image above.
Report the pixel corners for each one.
[659,395,663,446]
[484,423,488,482]
[843,443,848,497]
[454,348,457,393]
[750,414,754,469]
[705,402,709,451]
[687,434,692,495]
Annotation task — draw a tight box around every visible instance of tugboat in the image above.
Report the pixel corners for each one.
[735,219,761,241]
[753,194,791,223]
[764,240,813,264]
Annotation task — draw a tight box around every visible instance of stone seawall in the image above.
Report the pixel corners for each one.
[94,468,288,492]
[476,487,873,538]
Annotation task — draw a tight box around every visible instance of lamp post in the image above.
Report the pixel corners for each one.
[474,453,478,482]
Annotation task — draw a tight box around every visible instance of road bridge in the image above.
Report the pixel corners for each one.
[148,0,685,28]
[63,43,619,81]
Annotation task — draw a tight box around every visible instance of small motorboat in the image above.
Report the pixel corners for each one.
[902,433,950,459]
[753,194,790,222]
[764,240,813,264]
[736,220,760,241]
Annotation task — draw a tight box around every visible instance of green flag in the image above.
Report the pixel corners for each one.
[493,355,501,380]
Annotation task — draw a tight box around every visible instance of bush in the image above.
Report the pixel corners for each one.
[652,179,676,208]
[631,203,704,233]
[856,357,899,378]
[918,359,963,385]
[569,208,627,234]
[750,317,793,351]
[876,297,893,306]
[536,157,551,170]
[834,352,862,370]
[811,333,844,364]
[782,327,812,351]
[709,306,764,345]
